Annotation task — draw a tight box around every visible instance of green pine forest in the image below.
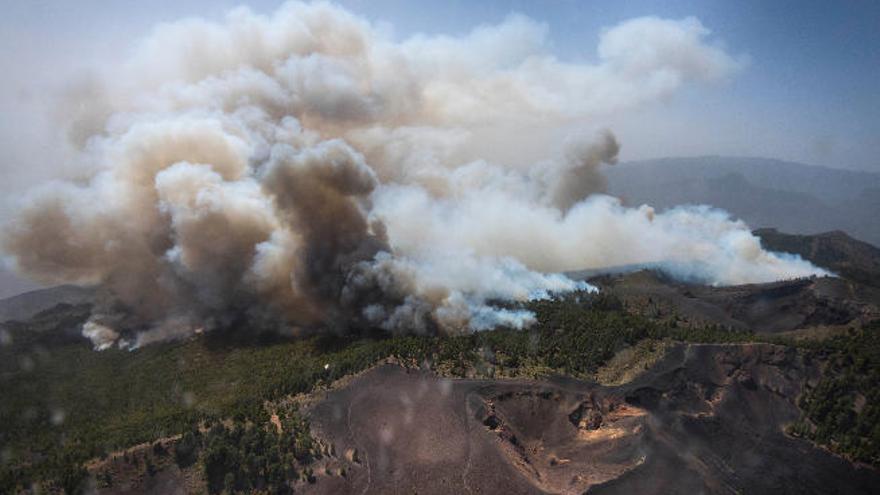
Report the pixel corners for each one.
[1,291,878,493]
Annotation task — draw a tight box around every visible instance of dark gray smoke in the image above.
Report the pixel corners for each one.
[0,2,824,348]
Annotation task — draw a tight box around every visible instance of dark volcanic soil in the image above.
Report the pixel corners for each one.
[588,271,880,333]
[305,344,879,494]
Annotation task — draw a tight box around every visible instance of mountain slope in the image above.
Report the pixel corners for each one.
[756,228,880,288]
[582,230,880,335]
[0,285,94,323]
[606,157,880,245]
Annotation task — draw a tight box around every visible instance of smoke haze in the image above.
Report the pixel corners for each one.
[0,1,825,348]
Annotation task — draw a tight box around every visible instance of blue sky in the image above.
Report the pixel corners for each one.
[1,0,878,170]
[352,0,880,170]
[0,0,877,298]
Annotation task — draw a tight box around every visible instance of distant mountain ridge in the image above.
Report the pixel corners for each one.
[0,285,94,322]
[606,156,880,245]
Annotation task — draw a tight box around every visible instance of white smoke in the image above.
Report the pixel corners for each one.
[0,2,822,345]
[82,320,124,351]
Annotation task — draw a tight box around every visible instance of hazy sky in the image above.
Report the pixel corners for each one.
[2,0,877,170]
[0,0,878,297]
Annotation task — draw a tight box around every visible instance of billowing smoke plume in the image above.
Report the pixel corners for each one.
[1,2,824,347]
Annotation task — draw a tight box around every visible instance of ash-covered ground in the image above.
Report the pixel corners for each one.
[2,229,880,494]
[300,344,877,495]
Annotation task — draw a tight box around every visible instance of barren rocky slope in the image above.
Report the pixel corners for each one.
[298,345,877,494]
[2,229,880,493]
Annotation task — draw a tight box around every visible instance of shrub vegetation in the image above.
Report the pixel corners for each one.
[1,291,876,491]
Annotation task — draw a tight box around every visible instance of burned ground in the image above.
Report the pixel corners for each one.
[302,343,878,494]
[3,228,880,493]
[577,230,880,335]
[589,270,880,334]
